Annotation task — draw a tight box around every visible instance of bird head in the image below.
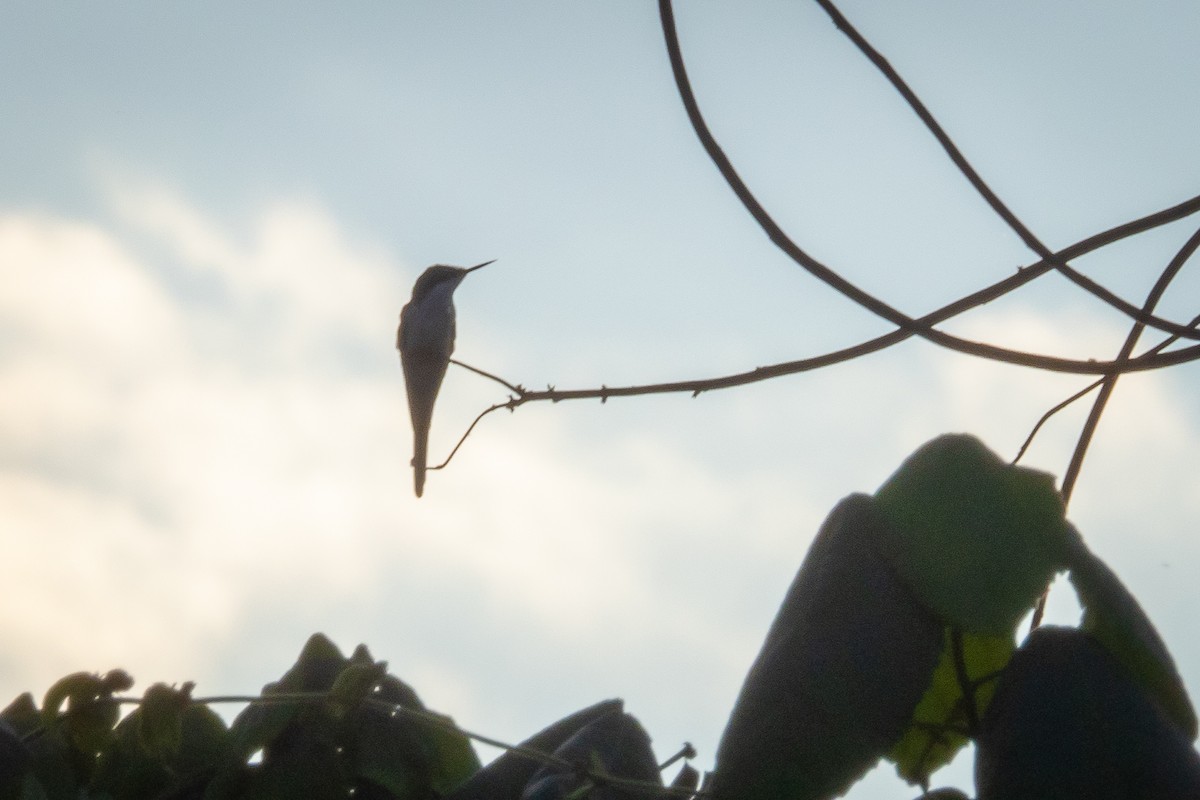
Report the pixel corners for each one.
[409,260,494,303]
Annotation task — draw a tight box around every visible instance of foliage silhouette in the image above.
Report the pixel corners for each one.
[4,437,1196,799]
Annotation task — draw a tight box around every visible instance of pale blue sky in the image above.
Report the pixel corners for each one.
[2,3,1198,797]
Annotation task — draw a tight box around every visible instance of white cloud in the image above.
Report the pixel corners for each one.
[0,213,178,362]
[0,185,791,712]
[0,472,234,691]
[0,191,417,698]
[1,182,1197,798]
[107,179,401,351]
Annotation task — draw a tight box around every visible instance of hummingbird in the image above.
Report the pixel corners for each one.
[397,260,493,498]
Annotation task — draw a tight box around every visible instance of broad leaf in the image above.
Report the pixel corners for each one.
[520,710,661,800]
[276,633,348,693]
[423,710,482,794]
[873,434,1071,635]
[329,662,389,716]
[977,627,1200,798]
[0,695,40,738]
[1065,527,1198,738]
[237,722,348,800]
[0,719,30,800]
[710,494,943,800]
[445,699,623,800]
[889,630,1012,783]
[137,682,194,761]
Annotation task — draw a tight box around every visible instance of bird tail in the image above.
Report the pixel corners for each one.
[412,432,427,498]
[403,354,447,499]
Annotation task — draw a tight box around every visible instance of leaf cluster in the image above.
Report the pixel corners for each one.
[711,434,1200,799]
[0,635,479,800]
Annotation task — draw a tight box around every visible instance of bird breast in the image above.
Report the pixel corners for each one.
[400,282,459,356]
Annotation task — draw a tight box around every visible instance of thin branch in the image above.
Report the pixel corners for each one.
[1050,264,1200,341]
[1030,226,1200,628]
[657,0,1200,376]
[115,691,708,799]
[434,5,1200,473]
[1011,382,1102,466]
[811,0,1200,342]
[431,194,1200,473]
[658,742,697,771]
[429,402,509,472]
[1059,225,1200,504]
[450,358,525,394]
[1012,306,1200,467]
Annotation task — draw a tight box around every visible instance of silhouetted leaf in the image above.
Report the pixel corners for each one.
[329,662,388,716]
[873,434,1071,635]
[40,672,124,763]
[669,762,700,794]
[520,710,660,800]
[215,634,348,775]
[276,633,348,692]
[710,495,944,800]
[94,694,227,799]
[445,699,623,800]
[220,699,301,768]
[101,669,135,695]
[375,674,426,712]
[94,707,172,798]
[41,673,102,725]
[0,695,39,738]
[889,630,1012,784]
[349,704,428,798]
[0,720,30,800]
[423,710,482,794]
[350,643,376,665]
[174,703,230,776]
[1065,528,1198,738]
[206,693,303,798]
[238,721,348,800]
[346,696,480,798]
[138,682,194,761]
[977,627,1200,799]
[209,634,479,800]
[21,727,77,800]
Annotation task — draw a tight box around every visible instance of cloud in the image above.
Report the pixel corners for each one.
[0,472,233,690]
[0,188,415,695]
[1,181,1197,796]
[106,180,401,360]
[0,183,786,710]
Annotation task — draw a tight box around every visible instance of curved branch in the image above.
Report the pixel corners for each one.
[1029,229,1200,629]
[431,193,1200,471]
[450,358,524,394]
[658,0,1200,371]
[432,203,1200,479]
[1013,307,1200,467]
[811,0,1200,342]
[428,402,510,472]
[1059,225,1200,503]
[658,0,926,333]
[1011,382,1102,467]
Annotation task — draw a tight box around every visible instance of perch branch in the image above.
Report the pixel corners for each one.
[431,199,1200,472]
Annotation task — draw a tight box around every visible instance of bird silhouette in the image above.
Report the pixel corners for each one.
[397,260,492,497]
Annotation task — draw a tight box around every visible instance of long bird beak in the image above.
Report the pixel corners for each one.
[465,259,496,272]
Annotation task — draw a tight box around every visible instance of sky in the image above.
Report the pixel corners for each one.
[2,2,1199,797]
